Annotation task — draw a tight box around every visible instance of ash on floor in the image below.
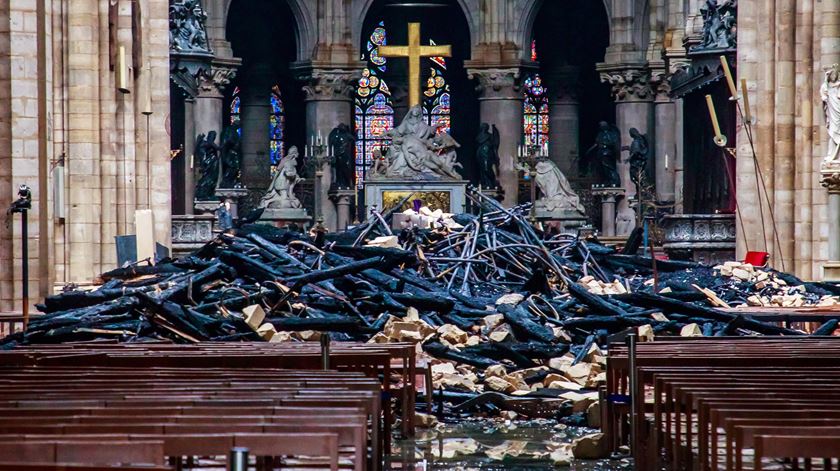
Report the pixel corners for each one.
[386,419,633,470]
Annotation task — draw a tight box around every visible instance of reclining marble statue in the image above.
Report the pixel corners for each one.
[372,105,462,180]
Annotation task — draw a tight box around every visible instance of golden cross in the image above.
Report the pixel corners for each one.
[378,22,452,108]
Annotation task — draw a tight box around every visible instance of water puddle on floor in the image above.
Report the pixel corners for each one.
[387,418,634,470]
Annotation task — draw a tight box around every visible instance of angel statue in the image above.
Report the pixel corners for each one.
[585,121,621,187]
[822,64,840,163]
[476,123,501,189]
[259,146,302,209]
[623,128,649,187]
[194,131,220,200]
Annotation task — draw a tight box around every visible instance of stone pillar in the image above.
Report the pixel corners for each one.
[545,66,580,176]
[183,98,196,214]
[240,64,272,191]
[652,72,676,203]
[469,68,523,207]
[599,66,655,234]
[822,172,840,279]
[300,68,358,231]
[194,64,237,198]
[331,190,355,231]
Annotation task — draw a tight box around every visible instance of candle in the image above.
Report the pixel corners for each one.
[740,78,752,124]
[311,135,315,147]
[719,55,738,100]
[665,153,669,170]
[318,130,323,144]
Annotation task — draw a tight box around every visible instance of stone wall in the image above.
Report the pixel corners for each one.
[0,0,171,309]
[737,0,840,279]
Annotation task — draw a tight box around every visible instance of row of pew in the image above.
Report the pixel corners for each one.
[606,337,840,470]
[0,341,419,470]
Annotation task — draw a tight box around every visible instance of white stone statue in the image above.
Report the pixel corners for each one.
[376,105,463,180]
[531,159,585,213]
[260,146,302,209]
[615,207,636,236]
[822,65,840,164]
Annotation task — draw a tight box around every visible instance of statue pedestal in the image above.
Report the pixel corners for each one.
[591,186,625,237]
[215,187,248,218]
[330,189,356,231]
[534,205,588,235]
[193,200,218,216]
[258,208,311,229]
[364,179,468,214]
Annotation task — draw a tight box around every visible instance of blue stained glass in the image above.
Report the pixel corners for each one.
[523,65,549,147]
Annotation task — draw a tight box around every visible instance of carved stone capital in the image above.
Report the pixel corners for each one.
[468,68,523,99]
[298,69,359,101]
[196,65,238,98]
[821,168,840,193]
[599,67,654,103]
[649,69,672,103]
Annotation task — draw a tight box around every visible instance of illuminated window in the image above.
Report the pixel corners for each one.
[229,85,286,165]
[523,40,549,147]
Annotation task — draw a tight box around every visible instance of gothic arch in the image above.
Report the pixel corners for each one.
[519,0,612,61]
[223,0,316,61]
[351,0,479,56]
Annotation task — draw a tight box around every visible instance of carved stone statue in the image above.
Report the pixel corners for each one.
[623,128,650,187]
[822,65,840,163]
[533,159,585,213]
[195,131,220,200]
[329,123,356,189]
[370,148,389,177]
[476,123,501,189]
[219,126,242,189]
[615,207,636,236]
[585,121,621,187]
[260,146,302,209]
[375,105,463,180]
[692,0,737,51]
[169,0,211,53]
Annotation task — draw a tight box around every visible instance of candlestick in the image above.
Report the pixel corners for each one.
[706,94,727,147]
[720,55,738,100]
[740,78,752,124]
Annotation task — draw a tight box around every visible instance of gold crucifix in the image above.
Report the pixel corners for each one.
[378,22,452,108]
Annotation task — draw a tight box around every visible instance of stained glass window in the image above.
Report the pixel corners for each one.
[230,86,242,132]
[523,40,549,147]
[355,23,453,186]
[228,85,286,165]
[355,21,393,188]
[269,85,285,165]
[422,43,451,134]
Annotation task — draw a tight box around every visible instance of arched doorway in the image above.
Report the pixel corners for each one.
[527,0,612,226]
[226,0,304,207]
[355,0,477,186]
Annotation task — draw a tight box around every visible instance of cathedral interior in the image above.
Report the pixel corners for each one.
[0,0,840,469]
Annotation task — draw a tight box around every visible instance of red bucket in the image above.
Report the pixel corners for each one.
[744,251,770,267]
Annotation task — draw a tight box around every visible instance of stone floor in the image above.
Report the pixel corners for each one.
[386,419,634,470]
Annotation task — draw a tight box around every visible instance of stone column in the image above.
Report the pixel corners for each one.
[599,66,655,235]
[240,64,272,191]
[652,71,676,203]
[822,172,840,279]
[544,66,580,176]
[194,64,237,197]
[299,68,358,231]
[469,68,523,207]
[183,98,196,214]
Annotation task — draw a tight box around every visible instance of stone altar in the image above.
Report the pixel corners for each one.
[364,104,467,214]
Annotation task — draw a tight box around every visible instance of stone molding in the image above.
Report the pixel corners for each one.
[649,69,672,103]
[599,66,655,103]
[196,65,238,98]
[467,68,523,99]
[821,169,840,194]
[298,69,359,101]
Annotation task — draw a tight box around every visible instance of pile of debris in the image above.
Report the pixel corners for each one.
[4,190,839,425]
